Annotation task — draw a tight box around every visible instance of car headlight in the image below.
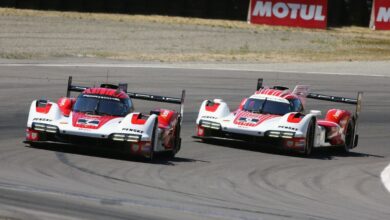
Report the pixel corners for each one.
[32,123,58,133]
[266,131,295,139]
[200,120,221,130]
[112,134,141,143]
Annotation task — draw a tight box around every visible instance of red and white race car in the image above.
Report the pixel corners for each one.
[25,76,185,160]
[194,79,363,155]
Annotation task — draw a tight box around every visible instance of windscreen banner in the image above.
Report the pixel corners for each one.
[247,0,328,29]
[370,0,390,30]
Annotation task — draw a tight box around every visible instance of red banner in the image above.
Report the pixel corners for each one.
[371,0,390,30]
[247,0,328,29]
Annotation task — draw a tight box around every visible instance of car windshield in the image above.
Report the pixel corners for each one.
[73,94,132,117]
[243,98,292,115]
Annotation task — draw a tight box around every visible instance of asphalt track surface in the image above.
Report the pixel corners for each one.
[0,65,389,220]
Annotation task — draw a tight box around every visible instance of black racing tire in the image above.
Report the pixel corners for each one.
[28,142,39,148]
[167,119,181,159]
[304,117,316,156]
[340,118,355,153]
[147,119,158,161]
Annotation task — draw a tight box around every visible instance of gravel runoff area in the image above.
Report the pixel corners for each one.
[1,8,390,63]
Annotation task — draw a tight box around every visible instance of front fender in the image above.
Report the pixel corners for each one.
[277,112,316,137]
[196,99,230,124]
[120,113,158,141]
[27,100,62,128]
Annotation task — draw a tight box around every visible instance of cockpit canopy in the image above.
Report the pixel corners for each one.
[243,97,303,115]
[73,93,133,117]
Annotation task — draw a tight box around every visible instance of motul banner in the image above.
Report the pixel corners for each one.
[247,0,328,29]
[370,0,390,30]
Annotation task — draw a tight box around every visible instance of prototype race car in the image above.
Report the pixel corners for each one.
[25,76,185,160]
[194,79,363,155]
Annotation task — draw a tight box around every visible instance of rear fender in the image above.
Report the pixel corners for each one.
[153,109,178,129]
[325,109,352,131]
[196,99,230,124]
[27,100,62,128]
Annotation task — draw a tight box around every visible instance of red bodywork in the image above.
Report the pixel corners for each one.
[32,88,180,154]
[156,109,179,149]
[36,103,52,114]
[200,87,354,149]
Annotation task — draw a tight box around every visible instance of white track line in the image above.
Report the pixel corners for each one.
[0,63,387,77]
[381,163,390,193]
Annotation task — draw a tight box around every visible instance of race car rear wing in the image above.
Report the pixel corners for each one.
[66,76,185,119]
[307,92,363,118]
[255,78,362,116]
[308,91,363,147]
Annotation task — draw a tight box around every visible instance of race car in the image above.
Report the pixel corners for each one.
[25,76,185,160]
[193,79,363,155]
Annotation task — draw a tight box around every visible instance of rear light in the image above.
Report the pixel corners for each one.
[131,143,140,152]
[283,137,305,149]
[197,125,205,136]
[26,128,39,141]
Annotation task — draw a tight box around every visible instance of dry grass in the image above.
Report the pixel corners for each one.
[0,8,304,32]
[1,8,390,62]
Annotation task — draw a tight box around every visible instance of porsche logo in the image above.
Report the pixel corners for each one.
[238,117,259,124]
[77,118,100,127]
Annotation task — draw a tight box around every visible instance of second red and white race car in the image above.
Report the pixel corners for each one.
[194,79,363,155]
[25,76,185,160]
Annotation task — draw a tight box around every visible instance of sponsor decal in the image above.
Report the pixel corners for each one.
[248,0,328,29]
[370,0,390,30]
[238,117,260,124]
[278,125,298,131]
[333,110,343,120]
[83,94,120,101]
[202,115,218,119]
[77,118,100,127]
[122,128,144,134]
[161,110,170,118]
[33,118,52,122]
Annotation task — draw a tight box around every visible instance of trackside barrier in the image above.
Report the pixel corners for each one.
[370,0,390,30]
[247,0,328,29]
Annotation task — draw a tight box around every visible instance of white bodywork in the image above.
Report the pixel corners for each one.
[27,100,167,152]
[196,96,339,148]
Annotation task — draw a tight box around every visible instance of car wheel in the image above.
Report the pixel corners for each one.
[304,118,316,156]
[148,119,158,161]
[168,121,181,159]
[341,119,355,153]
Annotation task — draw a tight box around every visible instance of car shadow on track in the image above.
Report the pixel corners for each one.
[195,140,384,160]
[24,142,207,165]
